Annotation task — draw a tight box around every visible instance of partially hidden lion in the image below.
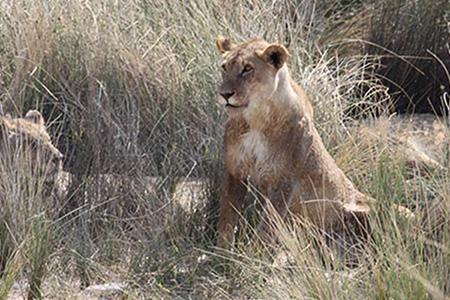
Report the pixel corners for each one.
[0,110,64,277]
[215,37,373,248]
[0,109,63,194]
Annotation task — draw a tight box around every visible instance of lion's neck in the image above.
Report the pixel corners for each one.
[244,66,303,131]
[273,66,299,107]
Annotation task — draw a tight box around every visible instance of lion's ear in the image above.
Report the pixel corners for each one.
[258,44,289,69]
[25,110,45,126]
[216,36,235,54]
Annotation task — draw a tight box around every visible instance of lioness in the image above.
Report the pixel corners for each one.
[215,37,372,248]
[0,109,63,192]
[0,109,63,276]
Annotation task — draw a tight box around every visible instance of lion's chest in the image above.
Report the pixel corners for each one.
[227,130,286,185]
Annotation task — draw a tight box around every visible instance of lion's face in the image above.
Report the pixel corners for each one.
[216,37,289,117]
[0,110,63,188]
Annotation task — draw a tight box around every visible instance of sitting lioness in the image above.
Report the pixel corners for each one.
[215,37,372,248]
[0,109,63,193]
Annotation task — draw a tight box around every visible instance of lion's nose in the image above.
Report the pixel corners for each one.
[219,91,235,101]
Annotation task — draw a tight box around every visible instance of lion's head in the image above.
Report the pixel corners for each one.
[215,37,289,117]
[0,110,63,189]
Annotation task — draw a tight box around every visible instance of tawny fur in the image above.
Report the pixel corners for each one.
[215,37,372,247]
[0,110,63,187]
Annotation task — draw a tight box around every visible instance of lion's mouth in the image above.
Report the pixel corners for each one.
[225,103,241,108]
[225,102,247,109]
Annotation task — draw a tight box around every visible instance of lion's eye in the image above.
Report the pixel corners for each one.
[221,64,227,71]
[241,65,253,75]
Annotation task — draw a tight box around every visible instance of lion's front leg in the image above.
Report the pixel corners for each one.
[255,181,294,247]
[216,171,247,249]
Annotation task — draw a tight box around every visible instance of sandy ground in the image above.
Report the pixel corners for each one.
[8,280,126,300]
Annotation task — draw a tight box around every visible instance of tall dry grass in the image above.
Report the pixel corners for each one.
[368,0,450,114]
[0,0,448,299]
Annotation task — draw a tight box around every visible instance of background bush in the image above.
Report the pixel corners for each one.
[368,0,450,114]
